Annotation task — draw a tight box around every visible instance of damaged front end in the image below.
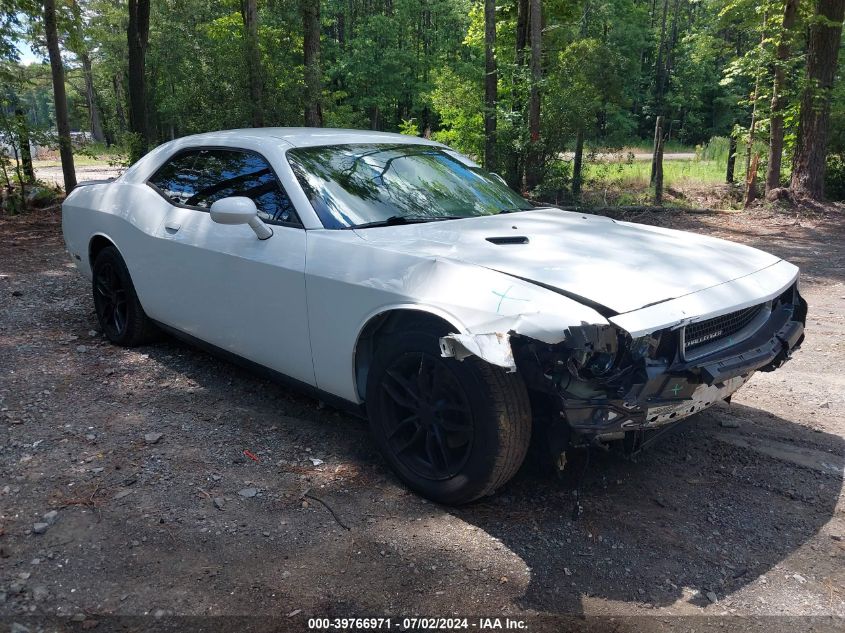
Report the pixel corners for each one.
[442,282,807,455]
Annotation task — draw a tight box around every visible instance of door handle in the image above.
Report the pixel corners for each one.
[165,222,181,233]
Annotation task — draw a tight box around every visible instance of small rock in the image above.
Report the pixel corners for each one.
[213,497,225,510]
[11,290,23,297]
[831,534,843,542]
[76,345,88,353]
[9,581,26,594]
[43,510,58,525]
[32,522,50,535]
[820,402,830,409]
[144,432,163,445]
[10,623,30,633]
[113,489,133,500]
[564,567,572,576]
[88,330,98,337]
[32,585,49,602]
[719,419,740,429]
[238,488,258,498]
[153,609,166,619]
[706,591,718,603]
[309,458,324,466]
[792,573,807,584]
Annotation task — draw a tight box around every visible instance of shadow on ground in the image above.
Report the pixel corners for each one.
[452,403,844,614]
[139,335,843,616]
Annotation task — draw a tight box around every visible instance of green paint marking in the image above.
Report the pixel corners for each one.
[492,285,530,313]
[670,383,683,396]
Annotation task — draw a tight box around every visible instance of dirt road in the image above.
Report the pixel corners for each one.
[1,207,843,631]
[34,165,124,188]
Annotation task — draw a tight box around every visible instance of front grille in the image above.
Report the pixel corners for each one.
[683,304,765,355]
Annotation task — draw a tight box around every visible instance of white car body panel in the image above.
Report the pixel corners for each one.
[62,128,801,409]
[351,209,781,315]
[609,258,799,337]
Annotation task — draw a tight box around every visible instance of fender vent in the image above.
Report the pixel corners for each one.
[486,236,529,245]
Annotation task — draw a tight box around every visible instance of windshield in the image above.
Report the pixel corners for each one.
[286,143,533,229]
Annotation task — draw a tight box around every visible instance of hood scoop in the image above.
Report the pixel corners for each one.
[486,236,529,245]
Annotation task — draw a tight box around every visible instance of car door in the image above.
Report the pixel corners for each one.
[145,147,316,386]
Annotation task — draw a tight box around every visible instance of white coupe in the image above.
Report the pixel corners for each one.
[62,128,806,504]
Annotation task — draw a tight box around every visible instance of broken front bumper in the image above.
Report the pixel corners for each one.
[562,291,806,439]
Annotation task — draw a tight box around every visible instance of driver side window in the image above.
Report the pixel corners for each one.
[149,149,301,227]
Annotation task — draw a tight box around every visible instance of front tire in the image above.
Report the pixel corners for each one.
[366,326,532,505]
[92,246,156,346]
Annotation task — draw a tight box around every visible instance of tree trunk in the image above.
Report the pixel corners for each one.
[744,12,766,204]
[81,52,105,142]
[744,152,760,207]
[302,0,323,127]
[652,116,664,203]
[654,0,670,113]
[653,131,665,205]
[515,0,528,67]
[766,0,799,194]
[127,0,151,162]
[726,130,737,183]
[572,127,585,199]
[650,115,663,185]
[242,0,264,127]
[113,73,127,132]
[524,0,542,190]
[790,0,845,200]
[483,0,497,172]
[14,108,35,184]
[44,0,77,193]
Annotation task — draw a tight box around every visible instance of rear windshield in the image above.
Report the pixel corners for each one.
[286,143,532,229]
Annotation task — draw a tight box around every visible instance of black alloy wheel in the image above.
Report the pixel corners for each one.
[366,323,532,505]
[93,260,129,340]
[91,246,157,347]
[377,351,474,481]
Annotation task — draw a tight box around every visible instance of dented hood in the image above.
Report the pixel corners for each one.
[354,209,781,314]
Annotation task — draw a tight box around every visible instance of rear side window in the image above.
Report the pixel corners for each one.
[149,149,301,227]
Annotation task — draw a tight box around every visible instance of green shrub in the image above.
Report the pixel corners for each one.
[825,154,845,200]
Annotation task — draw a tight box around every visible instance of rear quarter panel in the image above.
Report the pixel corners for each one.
[61,181,171,318]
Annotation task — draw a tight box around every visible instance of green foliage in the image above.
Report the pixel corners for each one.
[398,118,420,136]
[824,154,845,200]
[429,65,484,159]
[1,0,842,206]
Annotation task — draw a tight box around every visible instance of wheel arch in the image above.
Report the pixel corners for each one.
[88,233,121,268]
[353,307,465,401]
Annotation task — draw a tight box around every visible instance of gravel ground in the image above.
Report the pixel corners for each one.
[1,206,844,632]
[33,165,124,188]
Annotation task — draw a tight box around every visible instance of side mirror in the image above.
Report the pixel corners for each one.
[209,196,273,240]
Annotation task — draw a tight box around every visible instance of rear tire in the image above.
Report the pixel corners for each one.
[366,325,532,505]
[92,246,156,347]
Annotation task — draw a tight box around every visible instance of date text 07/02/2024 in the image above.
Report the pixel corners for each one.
[307,617,528,630]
